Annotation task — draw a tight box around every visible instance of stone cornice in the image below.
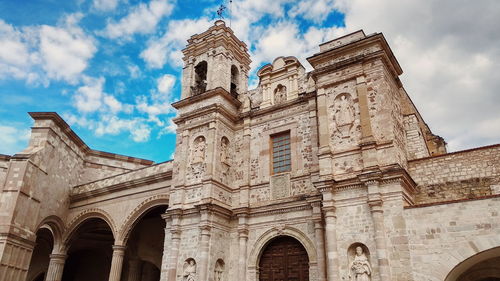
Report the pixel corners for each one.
[172,87,241,111]
[307,32,402,77]
[27,112,154,165]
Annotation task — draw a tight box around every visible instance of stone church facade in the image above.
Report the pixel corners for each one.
[1,20,499,281]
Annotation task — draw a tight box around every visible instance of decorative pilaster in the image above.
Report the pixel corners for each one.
[167,227,181,281]
[323,206,340,281]
[160,214,172,280]
[108,245,126,281]
[198,225,212,281]
[313,218,327,281]
[44,253,67,281]
[237,213,249,281]
[366,180,391,281]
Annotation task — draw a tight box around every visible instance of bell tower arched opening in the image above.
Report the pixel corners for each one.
[230,65,239,97]
[192,61,208,96]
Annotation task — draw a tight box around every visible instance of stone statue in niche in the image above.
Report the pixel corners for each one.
[191,136,206,164]
[333,93,355,138]
[183,259,197,281]
[214,259,224,281]
[274,84,287,104]
[220,137,230,165]
[349,246,372,281]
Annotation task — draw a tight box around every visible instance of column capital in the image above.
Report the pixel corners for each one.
[49,253,67,262]
[199,224,212,235]
[368,199,383,213]
[237,228,249,238]
[322,205,336,217]
[112,245,127,253]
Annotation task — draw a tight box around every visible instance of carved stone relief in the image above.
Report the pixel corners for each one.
[271,173,290,199]
[183,258,197,281]
[333,93,355,138]
[348,244,372,281]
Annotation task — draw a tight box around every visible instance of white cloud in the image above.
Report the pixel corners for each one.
[73,76,132,114]
[127,64,141,79]
[288,0,336,23]
[332,0,500,151]
[100,0,174,39]
[141,18,212,68]
[93,0,119,12]
[157,74,175,94]
[39,13,97,84]
[0,125,31,155]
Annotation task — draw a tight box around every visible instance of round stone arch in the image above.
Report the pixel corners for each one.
[35,215,65,252]
[62,208,117,250]
[248,226,317,280]
[116,194,170,245]
[445,246,500,281]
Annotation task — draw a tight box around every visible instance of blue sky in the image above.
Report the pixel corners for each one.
[1,0,499,162]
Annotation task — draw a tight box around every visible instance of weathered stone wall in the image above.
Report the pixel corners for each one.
[405,197,500,281]
[0,155,9,188]
[409,145,500,204]
[403,114,430,160]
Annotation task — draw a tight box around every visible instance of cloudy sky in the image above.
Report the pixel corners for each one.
[1,0,499,162]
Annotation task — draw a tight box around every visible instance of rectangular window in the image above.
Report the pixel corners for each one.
[271,132,291,174]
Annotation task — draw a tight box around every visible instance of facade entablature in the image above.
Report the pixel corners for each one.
[70,160,173,201]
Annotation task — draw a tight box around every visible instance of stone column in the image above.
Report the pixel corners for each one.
[127,259,142,281]
[198,225,212,281]
[323,206,340,281]
[313,219,327,281]
[238,228,249,281]
[44,253,67,281]
[108,245,126,281]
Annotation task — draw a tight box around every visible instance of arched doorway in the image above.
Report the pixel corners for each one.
[446,247,500,281]
[123,205,167,281]
[26,228,53,281]
[62,218,114,281]
[258,236,309,281]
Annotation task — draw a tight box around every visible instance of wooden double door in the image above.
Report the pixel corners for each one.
[259,236,309,281]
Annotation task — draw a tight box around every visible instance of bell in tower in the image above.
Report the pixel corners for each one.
[180,20,251,99]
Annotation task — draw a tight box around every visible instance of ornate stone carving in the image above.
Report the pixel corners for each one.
[271,173,290,199]
[333,93,355,138]
[214,259,224,281]
[348,244,372,281]
[191,136,206,164]
[183,258,197,281]
[274,84,287,104]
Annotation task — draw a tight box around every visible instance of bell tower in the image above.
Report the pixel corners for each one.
[180,20,251,99]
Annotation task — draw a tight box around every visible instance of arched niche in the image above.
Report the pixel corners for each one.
[183,258,197,281]
[273,84,287,105]
[220,136,230,165]
[214,259,225,281]
[191,136,206,164]
[347,242,373,281]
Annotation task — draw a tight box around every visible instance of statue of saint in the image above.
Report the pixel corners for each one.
[274,85,287,104]
[192,137,206,164]
[184,259,196,281]
[349,246,372,281]
[214,261,224,281]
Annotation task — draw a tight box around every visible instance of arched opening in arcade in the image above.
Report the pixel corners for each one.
[446,246,500,281]
[258,235,309,281]
[122,205,168,281]
[26,228,54,281]
[62,218,114,281]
